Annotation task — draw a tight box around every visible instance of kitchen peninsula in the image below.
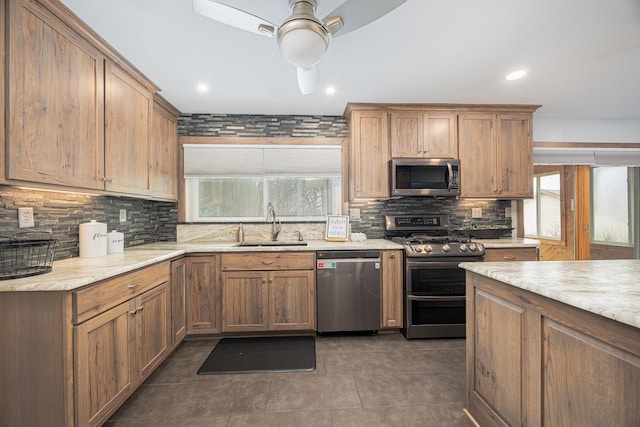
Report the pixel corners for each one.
[461,260,640,427]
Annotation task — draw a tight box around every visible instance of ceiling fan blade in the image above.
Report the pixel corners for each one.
[193,0,277,37]
[323,0,407,37]
[297,66,319,95]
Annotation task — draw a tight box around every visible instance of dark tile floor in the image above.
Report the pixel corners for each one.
[106,331,474,427]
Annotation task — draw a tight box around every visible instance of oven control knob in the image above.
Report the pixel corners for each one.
[425,245,433,253]
[459,244,468,252]
[468,243,477,251]
[442,244,450,252]
[415,246,423,253]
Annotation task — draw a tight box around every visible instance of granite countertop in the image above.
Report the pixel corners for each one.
[0,239,401,292]
[460,259,640,329]
[473,238,540,248]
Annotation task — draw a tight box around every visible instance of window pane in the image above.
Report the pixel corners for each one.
[592,167,629,244]
[267,177,340,217]
[539,174,561,239]
[198,178,263,217]
[524,178,538,236]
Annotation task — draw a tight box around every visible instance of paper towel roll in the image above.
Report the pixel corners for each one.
[79,220,107,258]
[107,230,124,254]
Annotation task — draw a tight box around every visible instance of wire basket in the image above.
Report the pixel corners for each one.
[0,232,59,280]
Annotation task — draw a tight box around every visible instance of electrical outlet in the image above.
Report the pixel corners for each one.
[18,207,35,228]
[472,208,482,218]
[119,209,127,223]
[349,208,361,219]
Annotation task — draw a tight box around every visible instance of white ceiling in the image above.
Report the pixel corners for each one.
[59,0,640,119]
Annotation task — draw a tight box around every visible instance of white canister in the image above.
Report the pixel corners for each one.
[79,220,107,258]
[107,230,125,254]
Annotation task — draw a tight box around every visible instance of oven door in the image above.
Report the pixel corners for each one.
[402,259,470,339]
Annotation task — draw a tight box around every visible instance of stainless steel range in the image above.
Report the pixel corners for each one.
[385,215,485,339]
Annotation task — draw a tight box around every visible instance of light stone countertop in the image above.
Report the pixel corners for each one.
[0,239,402,292]
[460,259,640,329]
[473,238,540,248]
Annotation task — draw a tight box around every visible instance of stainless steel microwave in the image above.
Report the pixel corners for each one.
[390,158,461,197]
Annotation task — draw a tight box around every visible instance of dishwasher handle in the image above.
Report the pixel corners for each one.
[317,258,381,264]
[317,250,380,259]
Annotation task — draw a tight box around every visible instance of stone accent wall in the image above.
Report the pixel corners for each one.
[0,187,177,260]
[178,114,349,138]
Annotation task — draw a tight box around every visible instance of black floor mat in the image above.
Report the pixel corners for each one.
[197,336,316,375]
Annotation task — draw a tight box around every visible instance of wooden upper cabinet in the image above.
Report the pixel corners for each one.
[104,61,153,195]
[349,110,390,199]
[458,112,533,198]
[150,95,179,200]
[390,112,457,158]
[7,0,105,189]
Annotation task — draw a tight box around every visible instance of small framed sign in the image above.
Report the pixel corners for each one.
[325,215,349,241]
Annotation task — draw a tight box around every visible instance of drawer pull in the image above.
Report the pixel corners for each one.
[128,281,142,289]
[503,256,516,260]
[261,260,275,265]
[137,305,144,312]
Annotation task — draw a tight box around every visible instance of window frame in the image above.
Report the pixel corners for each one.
[589,166,635,247]
[524,165,567,244]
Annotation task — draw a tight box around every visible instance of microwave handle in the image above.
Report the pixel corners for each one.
[447,162,454,190]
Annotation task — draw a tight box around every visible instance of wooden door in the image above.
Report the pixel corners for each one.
[575,166,591,260]
[350,111,390,199]
[497,114,533,197]
[104,60,152,195]
[186,256,220,334]
[390,112,423,158]
[150,96,179,200]
[222,271,268,332]
[75,301,133,427]
[423,112,458,158]
[135,283,169,382]
[170,258,187,346]
[268,270,315,330]
[458,114,497,198]
[7,0,105,189]
[381,250,403,328]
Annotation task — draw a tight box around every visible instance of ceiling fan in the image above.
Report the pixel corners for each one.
[193,0,407,94]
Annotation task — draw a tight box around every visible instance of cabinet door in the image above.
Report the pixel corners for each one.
[458,114,497,198]
[150,98,178,200]
[7,1,105,189]
[186,256,220,334]
[104,60,153,195]
[390,112,423,158]
[170,258,187,346]
[222,271,268,332]
[423,112,458,158]
[268,270,315,330]
[497,114,533,197]
[75,302,133,427]
[350,111,390,199]
[135,283,169,382]
[381,250,404,328]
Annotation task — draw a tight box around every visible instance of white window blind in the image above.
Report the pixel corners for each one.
[183,144,341,177]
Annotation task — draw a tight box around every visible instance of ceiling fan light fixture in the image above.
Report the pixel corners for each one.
[277,19,329,68]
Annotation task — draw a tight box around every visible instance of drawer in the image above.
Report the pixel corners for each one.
[483,247,538,262]
[73,261,170,324]
[221,252,314,271]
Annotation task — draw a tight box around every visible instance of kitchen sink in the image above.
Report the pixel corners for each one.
[236,241,308,247]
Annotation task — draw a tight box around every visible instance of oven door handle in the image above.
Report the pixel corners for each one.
[408,295,466,302]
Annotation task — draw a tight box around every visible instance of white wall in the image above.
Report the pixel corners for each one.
[533,118,640,143]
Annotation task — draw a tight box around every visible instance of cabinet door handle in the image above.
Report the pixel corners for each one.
[261,260,275,265]
[130,309,137,316]
[128,281,142,289]
[503,256,516,260]
[137,305,144,312]
[389,253,396,259]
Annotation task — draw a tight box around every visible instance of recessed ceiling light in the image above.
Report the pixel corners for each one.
[196,83,209,93]
[325,86,336,95]
[505,70,527,80]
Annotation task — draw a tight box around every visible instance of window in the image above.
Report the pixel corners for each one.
[524,172,562,239]
[184,145,342,222]
[591,167,632,245]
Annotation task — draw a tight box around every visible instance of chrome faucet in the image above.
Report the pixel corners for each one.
[266,202,281,241]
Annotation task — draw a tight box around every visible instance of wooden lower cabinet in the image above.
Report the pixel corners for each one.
[220,252,315,333]
[381,250,403,328]
[483,246,538,262]
[170,258,187,346]
[185,255,221,334]
[466,272,640,427]
[74,282,169,427]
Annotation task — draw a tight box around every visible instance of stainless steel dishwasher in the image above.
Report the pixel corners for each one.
[316,250,381,333]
